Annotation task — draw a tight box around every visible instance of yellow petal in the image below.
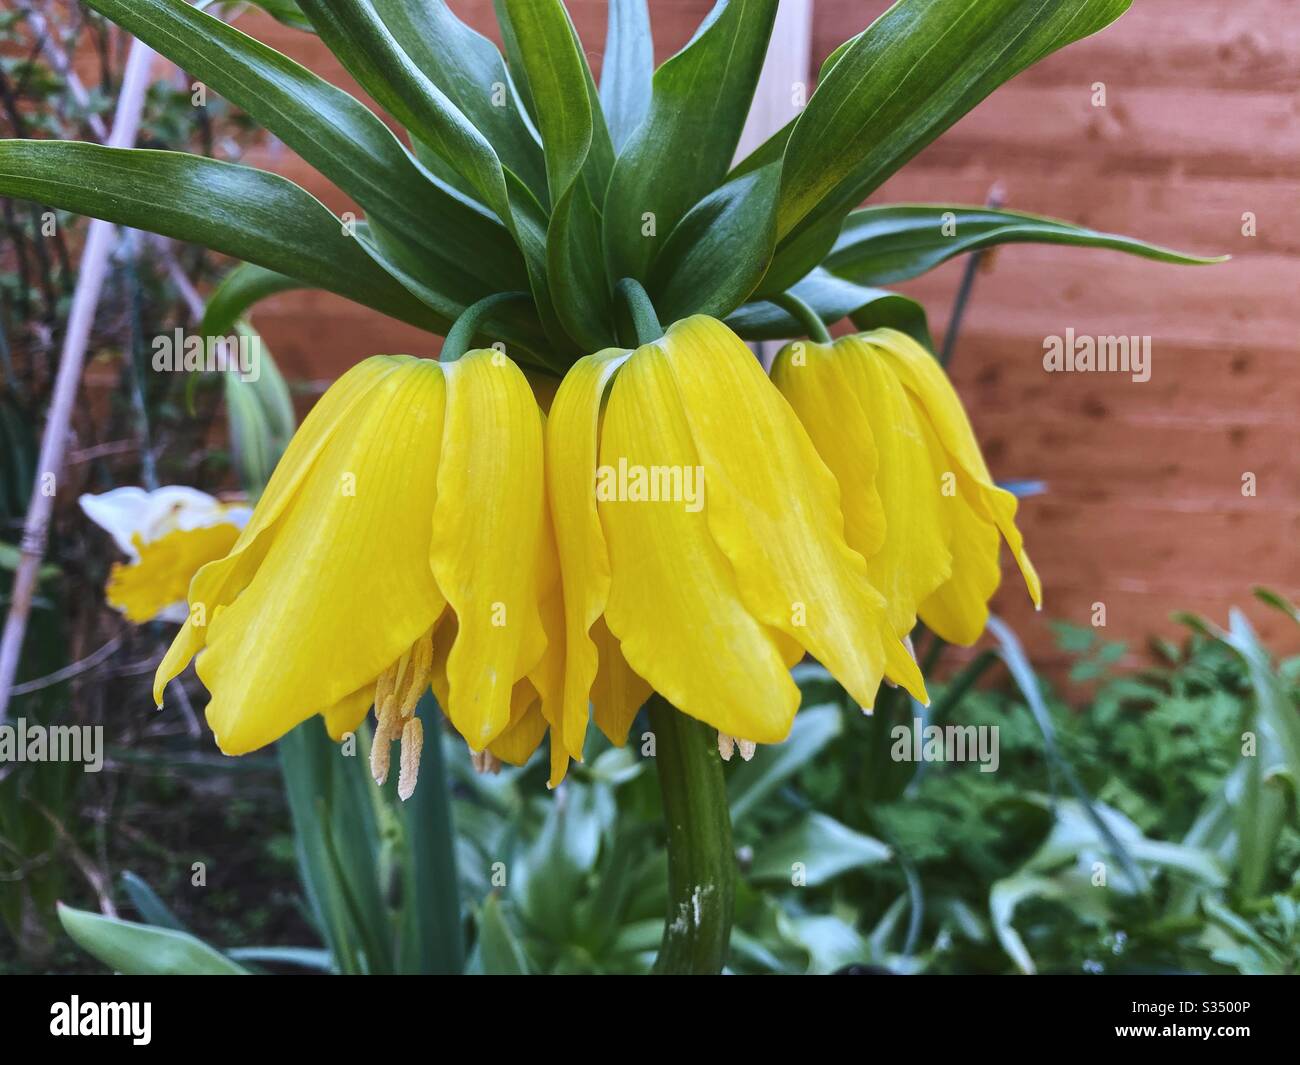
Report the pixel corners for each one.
[546,349,631,760]
[153,357,402,706]
[430,351,546,750]
[661,317,926,710]
[107,523,241,623]
[322,683,375,742]
[599,336,799,743]
[195,357,448,754]
[770,340,885,562]
[913,416,1003,644]
[868,329,1042,609]
[774,335,952,637]
[589,615,651,746]
[527,443,572,787]
[488,693,548,766]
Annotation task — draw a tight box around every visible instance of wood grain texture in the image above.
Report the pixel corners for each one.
[232,2,1298,668]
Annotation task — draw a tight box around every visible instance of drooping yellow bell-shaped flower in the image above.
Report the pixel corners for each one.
[546,315,928,765]
[772,329,1041,646]
[153,351,567,797]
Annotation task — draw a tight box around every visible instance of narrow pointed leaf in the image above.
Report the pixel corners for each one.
[828,205,1225,285]
[297,0,512,224]
[58,905,249,975]
[373,0,548,202]
[201,264,304,340]
[649,163,780,321]
[766,0,1134,287]
[600,0,653,152]
[602,0,778,283]
[500,0,613,348]
[726,268,933,350]
[84,0,524,291]
[0,141,446,332]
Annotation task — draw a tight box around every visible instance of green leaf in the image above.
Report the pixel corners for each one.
[749,812,891,887]
[225,946,333,970]
[374,0,548,203]
[0,541,59,582]
[222,0,313,32]
[1253,586,1300,625]
[726,268,933,350]
[728,32,863,182]
[397,701,464,975]
[649,163,780,322]
[516,780,601,939]
[986,615,1149,895]
[766,0,1134,287]
[201,264,303,341]
[501,0,591,202]
[1219,610,1300,895]
[500,0,613,350]
[600,0,653,152]
[728,704,842,823]
[58,904,249,975]
[118,871,187,933]
[476,895,531,975]
[224,325,295,496]
[297,1,509,221]
[602,0,778,283]
[278,717,388,975]
[84,0,524,292]
[356,219,548,365]
[0,141,448,333]
[300,0,577,355]
[827,204,1225,285]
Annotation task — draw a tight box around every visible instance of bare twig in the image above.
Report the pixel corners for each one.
[0,37,156,725]
[940,182,1007,368]
[9,633,124,697]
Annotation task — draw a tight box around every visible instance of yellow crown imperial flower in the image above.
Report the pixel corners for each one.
[772,328,1042,646]
[153,351,568,797]
[546,315,928,764]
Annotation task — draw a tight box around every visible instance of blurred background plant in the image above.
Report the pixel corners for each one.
[53,592,1300,975]
[0,0,272,969]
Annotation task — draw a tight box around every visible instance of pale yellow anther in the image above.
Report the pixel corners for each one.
[470,749,501,775]
[717,732,756,762]
[370,698,399,786]
[397,629,434,720]
[397,717,424,801]
[374,659,400,719]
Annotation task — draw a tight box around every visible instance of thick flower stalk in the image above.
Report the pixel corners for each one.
[153,351,567,798]
[772,328,1042,643]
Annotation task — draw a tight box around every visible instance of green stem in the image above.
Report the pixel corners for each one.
[615,277,663,347]
[771,291,833,344]
[648,694,735,974]
[440,291,531,363]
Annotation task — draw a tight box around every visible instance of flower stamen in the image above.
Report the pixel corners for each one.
[717,732,756,762]
[370,626,436,795]
[397,717,424,801]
